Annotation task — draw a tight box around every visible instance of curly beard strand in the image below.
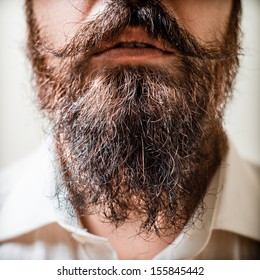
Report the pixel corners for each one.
[25,0,240,237]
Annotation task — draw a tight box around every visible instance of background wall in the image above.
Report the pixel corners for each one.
[0,0,43,169]
[0,0,259,169]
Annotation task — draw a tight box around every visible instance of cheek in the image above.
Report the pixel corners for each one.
[33,0,233,48]
[32,0,107,47]
[163,0,233,43]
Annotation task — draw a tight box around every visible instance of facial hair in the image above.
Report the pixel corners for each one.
[25,0,241,237]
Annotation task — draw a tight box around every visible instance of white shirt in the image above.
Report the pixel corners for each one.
[0,139,259,259]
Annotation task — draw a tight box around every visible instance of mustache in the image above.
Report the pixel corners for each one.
[37,0,233,60]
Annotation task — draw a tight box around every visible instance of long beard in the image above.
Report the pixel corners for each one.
[26,0,241,236]
[54,62,227,236]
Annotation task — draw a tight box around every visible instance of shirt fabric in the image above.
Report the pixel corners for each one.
[0,139,259,260]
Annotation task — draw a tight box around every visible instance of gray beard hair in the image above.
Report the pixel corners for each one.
[25,0,240,239]
[53,64,227,237]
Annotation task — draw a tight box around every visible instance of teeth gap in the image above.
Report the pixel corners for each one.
[116,42,154,48]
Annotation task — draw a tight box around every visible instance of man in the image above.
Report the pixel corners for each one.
[0,0,259,259]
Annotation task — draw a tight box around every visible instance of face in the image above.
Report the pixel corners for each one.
[31,0,233,66]
[26,0,241,236]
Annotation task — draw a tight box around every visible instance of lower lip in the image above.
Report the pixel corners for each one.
[93,47,171,63]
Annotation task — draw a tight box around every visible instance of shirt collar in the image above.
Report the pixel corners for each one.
[0,139,259,257]
[213,142,260,241]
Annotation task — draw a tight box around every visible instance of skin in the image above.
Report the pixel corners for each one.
[33,0,232,53]
[31,0,233,260]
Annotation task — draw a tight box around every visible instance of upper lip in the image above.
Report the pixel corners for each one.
[93,27,175,55]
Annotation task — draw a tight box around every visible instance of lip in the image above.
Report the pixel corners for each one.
[91,27,175,63]
[93,47,172,63]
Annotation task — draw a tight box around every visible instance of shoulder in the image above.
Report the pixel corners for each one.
[213,141,260,242]
[0,139,57,241]
[0,150,42,198]
[195,229,260,260]
[0,141,54,202]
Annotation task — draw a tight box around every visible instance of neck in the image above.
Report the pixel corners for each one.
[56,122,228,259]
[81,214,178,260]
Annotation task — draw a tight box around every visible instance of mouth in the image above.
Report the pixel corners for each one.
[92,28,175,64]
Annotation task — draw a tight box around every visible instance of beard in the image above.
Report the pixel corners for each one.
[26,0,241,237]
